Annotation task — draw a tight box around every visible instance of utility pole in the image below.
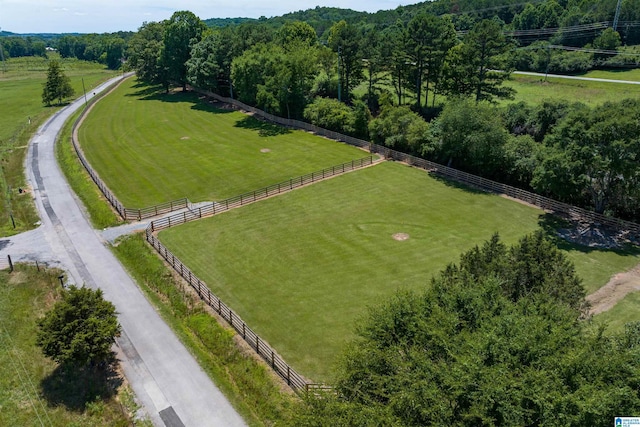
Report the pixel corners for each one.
[613,0,623,31]
[82,77,87,106]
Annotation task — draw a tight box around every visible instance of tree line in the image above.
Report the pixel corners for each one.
[126,8,640,222]
[1,32,133,70]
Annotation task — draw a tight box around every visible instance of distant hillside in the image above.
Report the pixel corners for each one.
[203,17,258,28]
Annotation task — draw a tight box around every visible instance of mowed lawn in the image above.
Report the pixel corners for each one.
[159,161,542,380]
[159,161,640,381]
[0,56,117,236]
[77,78,368,207]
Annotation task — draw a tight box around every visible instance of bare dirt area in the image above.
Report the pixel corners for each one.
[392,233,410,241]
[587,264,640,315]
[551,219,640,315]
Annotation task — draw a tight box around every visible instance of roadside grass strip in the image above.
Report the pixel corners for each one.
[77,78,368,207]
[0,265,137,427]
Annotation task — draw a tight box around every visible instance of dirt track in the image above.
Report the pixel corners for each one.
[587,263,640,315]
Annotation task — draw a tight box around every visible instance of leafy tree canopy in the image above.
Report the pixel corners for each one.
[295,232,640,426]
[36,286,121,367]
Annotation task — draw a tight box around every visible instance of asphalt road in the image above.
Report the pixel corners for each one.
[0,76,246,427]
[513,70,640,84]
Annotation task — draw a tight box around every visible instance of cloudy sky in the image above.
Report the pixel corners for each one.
[1,0,416,34]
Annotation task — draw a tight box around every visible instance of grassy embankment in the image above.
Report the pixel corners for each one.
[0,54,117,236]
[112,234,297,426]
[0,264,145,426]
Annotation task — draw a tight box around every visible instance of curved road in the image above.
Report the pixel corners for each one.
[1,76,246,427]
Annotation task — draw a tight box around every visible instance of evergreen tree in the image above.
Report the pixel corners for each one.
[42,60,75,106]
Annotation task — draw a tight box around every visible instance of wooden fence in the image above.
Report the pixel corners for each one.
[195,87,640,239]
[149,156,376,232]
[145,229,314,392]
[70,77,190,221]
[145,158,377,391]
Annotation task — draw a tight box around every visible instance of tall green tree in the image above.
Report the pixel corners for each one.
[328,20,363,103]
[104,37,126,70]
[534,99,640,216]
[276,21,317,48]
[36,286,121,367]
[368,105,430,154]
[186,32,222,92]
[163,11,207,91]
[381,22,410,106]
[442,19,515,103]
[127,21,167,85]
[405,14,456,109]
[432,98,510,177]
[41,60,75,106]
[359,26,386,113]
[295,233,640,427]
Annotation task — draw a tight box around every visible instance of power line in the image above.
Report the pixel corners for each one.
[0,327,52,427]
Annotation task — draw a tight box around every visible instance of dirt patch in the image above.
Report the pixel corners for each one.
[180,136,190,140]
[260,148,271,153]
[587,263,640,315]
[392,233,409,241]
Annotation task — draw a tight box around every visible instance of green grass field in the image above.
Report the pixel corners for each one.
[158,161,640,381]
[0,55,117,236]
[0,265,139,426]
[505,72,640,106]
[595,291,640,332]
[77,78,369,208]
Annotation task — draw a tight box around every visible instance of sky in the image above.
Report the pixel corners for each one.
[0,0,417,34]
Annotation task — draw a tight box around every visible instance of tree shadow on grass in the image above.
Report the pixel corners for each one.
[538,212,640,257]
[124,84,234,115]
[427,172,493,196]
[40,352,122,411]
[234,115,292,137]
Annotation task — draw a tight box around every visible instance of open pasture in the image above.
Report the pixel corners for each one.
[0,54,117,143]
[158,160,639,381]
[0,55,117,236]
[77,78,368,208]
[505,71,640,106]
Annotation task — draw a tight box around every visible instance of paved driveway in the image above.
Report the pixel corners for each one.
[1,76,246,427]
